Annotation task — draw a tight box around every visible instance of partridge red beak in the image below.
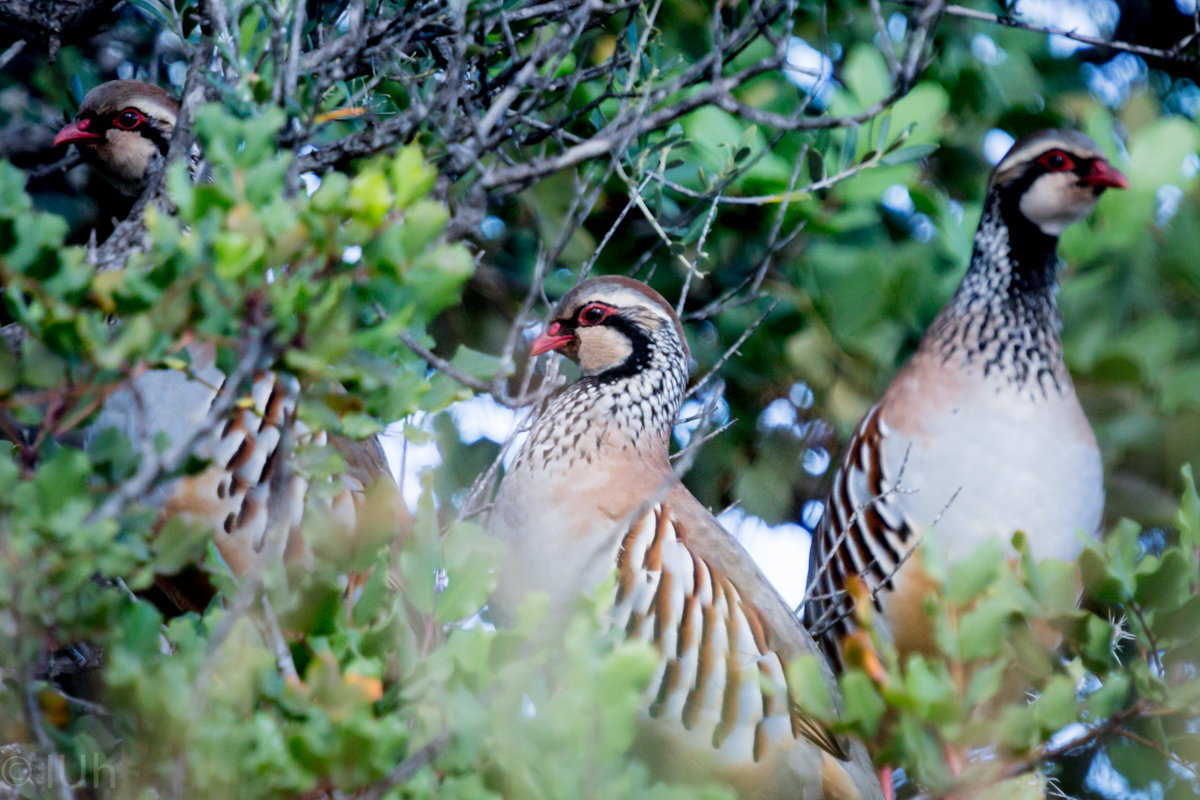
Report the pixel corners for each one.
[530,322,575,356]
[52,120,101,147]
[1080,159,1129,190]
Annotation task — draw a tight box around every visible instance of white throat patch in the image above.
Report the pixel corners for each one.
[1018,171,1101,236]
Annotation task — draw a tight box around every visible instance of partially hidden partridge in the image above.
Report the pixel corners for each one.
[53,79,183,197]
[92,341,407,614]
[487,276,883,800]
[55,81,407,611]
[805,129,1128,672]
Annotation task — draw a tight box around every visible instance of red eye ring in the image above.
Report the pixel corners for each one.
[114,108,145,130]
[1038,149,1074,172]
[578,303,612,326]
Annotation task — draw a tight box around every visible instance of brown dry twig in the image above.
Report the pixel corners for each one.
[891,0,1200,64]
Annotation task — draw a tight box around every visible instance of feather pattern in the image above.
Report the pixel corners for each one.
[94,343,404,610]
[612,500,849,764]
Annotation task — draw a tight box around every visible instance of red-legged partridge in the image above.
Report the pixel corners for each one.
[53,79,181,197]
[487,275,883,800]
[805,129,1127,672]
[55,81,407,610]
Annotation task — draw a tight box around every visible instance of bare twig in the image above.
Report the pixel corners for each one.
[0,39,25,70]
[351,734,450,800]
[398,331,493,397]
[685,300,777,399]
[22,664,75,800]
[892,0,1200,64]
[990,702,1149,784]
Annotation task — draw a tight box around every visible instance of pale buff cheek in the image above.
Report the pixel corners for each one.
[1019,174,1100,235]
[577,328,632,372]
[99,130,159,183]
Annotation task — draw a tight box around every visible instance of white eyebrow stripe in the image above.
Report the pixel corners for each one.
[995,138,1101,178]
[127,99,178,126]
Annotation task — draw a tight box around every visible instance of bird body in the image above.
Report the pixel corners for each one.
[488,276,881,800]
[806,129,1127,670]
[852,342,1102,567]
[92,341,403,607]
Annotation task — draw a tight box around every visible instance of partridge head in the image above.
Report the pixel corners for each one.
[989,128,1128,237]
[53,80,178,196]
[490,276,882,800]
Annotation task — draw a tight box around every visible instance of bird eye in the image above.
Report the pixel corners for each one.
[1039,150,1073,172]
[114,109,144,130]
[578,304,610,326]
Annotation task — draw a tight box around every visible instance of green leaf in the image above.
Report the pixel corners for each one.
[878,143,938,167]
[965,659,1006,707]
[903,655,955,722]
[788,655,834,720]
[1107,737,1169,790]
[1034,557,1082,615]
[1087,674,1130,718]
[947,537,1003,604]
[1136,548,1193,609]
[1176,464,1200,555]
[401,486,441,616]
[389,145,437,209]
[144,516,209,577]
[806,148,825,183]
[842,46,890,107]
[957,597,1011,661]
[1155,592,1200,645]
[1033,675,1078,734]
[435,521,506,623]
[118,601,165,660]
[1128,117,1200,189]
[884,83,948,146]
[350,557,391,627]
[347,170,394,227]
[1079,614,1118,670]
[840,669,886,736]
[840,126,860,170]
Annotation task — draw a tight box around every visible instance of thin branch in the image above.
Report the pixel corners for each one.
[0,39,25,70]
[685,300,777,399]
[991,702,1149,784]
[84,329,267,525]
[398,331,492,396]
[397,330,539,409]
[22,663,75,800]
[892,0,1200,64]
[26,152,80,180]
[350,734,450,800]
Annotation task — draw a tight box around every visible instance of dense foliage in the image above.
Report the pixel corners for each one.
[1,0,1199,798]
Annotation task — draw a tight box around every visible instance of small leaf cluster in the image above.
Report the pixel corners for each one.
[808,468,1200,798]
[0,110,735,798]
